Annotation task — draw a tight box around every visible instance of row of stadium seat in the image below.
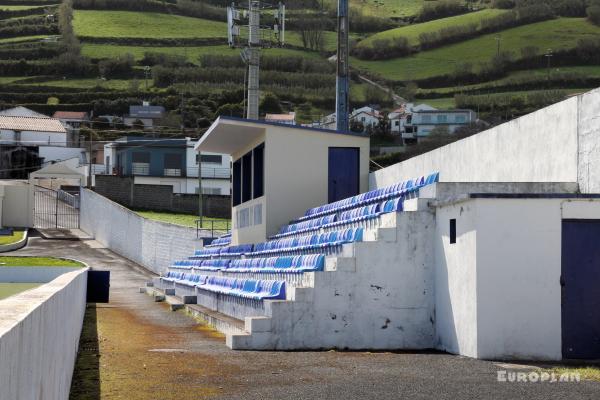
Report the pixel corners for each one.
[205,233,232,248]
[298,172,439,221]
[162,271,286,300]
[272,197,403,239]
[171,254,325,274]
[193,227,363,258]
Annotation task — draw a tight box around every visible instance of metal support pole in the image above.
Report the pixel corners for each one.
[198,151,203,230]
[336,0,349,132]
[88,131,92,188]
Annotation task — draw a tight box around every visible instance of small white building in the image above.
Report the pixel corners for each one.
[0,115,67,147]
[53,111,90,147]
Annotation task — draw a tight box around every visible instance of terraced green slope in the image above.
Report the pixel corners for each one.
[352,18,600,81]
[358,8,506,48]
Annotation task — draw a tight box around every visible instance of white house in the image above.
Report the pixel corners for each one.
[406,109,477,139]
[389,103,438,135]
[53,111,90,147]
[0,115,67,147]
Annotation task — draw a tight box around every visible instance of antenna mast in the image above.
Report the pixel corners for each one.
[228,1,285,121]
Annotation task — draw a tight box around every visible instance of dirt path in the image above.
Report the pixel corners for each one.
[11,236,600,400]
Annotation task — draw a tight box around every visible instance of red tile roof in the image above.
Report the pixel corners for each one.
[52,111,88,120]
[0,116,67,133]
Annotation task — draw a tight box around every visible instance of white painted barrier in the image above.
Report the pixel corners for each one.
[80,189,209,274]
[0,268,88,400]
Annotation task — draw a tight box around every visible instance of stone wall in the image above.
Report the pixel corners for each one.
[94,175,231,218]
[0,268,88,400]
[80,189,211,274]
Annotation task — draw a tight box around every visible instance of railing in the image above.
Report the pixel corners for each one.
[132,163,150,175]
[163,168,182,177]
[187,166,231,179]
[196,219,231,239]
[57,189,80,209]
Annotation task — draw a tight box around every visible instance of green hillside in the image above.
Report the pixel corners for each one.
[358,8,506,47]
[352,18,600,81]
[0,0,598,129]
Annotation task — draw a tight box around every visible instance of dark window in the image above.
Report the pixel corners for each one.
[253,143,264,199]
[132,152,150,163]
[198,154,222,164]
[232,159,241,206]
[450,219,456,244]
[242,151,252,203]
[164,153,182,169]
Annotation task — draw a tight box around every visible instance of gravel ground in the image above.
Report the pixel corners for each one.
[12,235,600,400]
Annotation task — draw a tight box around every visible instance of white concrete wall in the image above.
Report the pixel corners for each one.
[434,201,478,358]
[39,146,84,164]
[370,95,581,189]
[230,211,436,350]
[0,181,33,227]
[577,88,600,193]
[0,266,80,283]
[0,268,88,400]
[435,196,600,360]
[80,189,207,274]
[0,130,67,147]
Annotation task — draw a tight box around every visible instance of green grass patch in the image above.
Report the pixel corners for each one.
[0,5,56,11]
[0,256,84,267]
[81,43,320,63]
[415,97,456,109]
[352,18,600,81]
[322,0,425,18]
[0,283,41,300]
[73,10,228,39]
[359,9,506,48]
[0,34,48,43]
[0,229,25,245]
[134,210,231,231]
[23,78,141,90]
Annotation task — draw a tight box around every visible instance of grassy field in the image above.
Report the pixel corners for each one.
[0,283,41,301]
[81,43,320,62]
[135,210,231,231]
[0,229,25,245]
[322,0,425,18]
[358,9,506,48]
[352,18,600,81]
[0,256,84,267]
[23,78,144,90]
[73,10,228,39]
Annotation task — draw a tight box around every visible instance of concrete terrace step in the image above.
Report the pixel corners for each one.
[143,286,248,336]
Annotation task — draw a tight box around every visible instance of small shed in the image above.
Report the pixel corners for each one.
[196,116,370,245]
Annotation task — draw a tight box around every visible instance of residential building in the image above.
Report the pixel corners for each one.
[389,103,437,135]
[53,111,90,147]
[103,137,231,195]
[0,106,49,119]
[349,106,381,133]
[404,109,477,142]
[123,104,165,129]
[265,112,296,125]
[0,115,67,147]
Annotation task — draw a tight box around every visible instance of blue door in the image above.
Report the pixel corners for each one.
[561,220,600,359]
[328,147,359,203]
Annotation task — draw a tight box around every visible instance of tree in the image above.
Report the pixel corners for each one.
[350,119,364,133]
[295,12,327,51]
[587,6,600,26]
[260,92,283,115]
[131,119,146,130]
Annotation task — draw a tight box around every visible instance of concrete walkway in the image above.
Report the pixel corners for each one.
[11,237,600,400]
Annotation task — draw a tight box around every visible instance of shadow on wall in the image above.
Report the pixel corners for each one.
[69,305,100,400]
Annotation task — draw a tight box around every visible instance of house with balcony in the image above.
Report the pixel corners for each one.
[103,137,231,195]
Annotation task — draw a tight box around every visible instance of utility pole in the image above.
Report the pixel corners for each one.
[198,151,203,229]
[336,0,350,132]
[87,130,92,188]
[545,48,553,80]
